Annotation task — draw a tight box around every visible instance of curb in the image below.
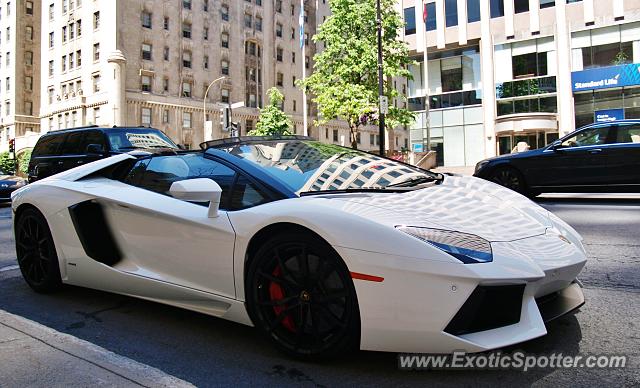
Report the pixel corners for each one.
[0,309,195,387]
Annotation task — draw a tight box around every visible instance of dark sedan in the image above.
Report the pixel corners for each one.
[0,168,27,202]
[474,120,640,197]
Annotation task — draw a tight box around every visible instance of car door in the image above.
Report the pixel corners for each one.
[59,131,86,172]
[527,125,613,188]
[604,122,640,186]
[78,130,109,166]
[100,154,238,298]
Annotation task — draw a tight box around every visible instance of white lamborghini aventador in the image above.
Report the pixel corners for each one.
[11,136,586,358]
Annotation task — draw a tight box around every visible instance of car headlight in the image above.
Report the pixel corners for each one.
[396,226,493,264]
[13,180,26,188]
[475,160,490,174]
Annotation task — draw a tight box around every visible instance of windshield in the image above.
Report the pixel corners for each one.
[216,140,437,193]
[107,128,178,152]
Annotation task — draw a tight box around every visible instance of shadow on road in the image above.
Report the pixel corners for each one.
[0,274,589,387]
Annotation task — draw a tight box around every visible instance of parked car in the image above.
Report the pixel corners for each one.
[11,136,586,358]
[0,168,26,202]
[474,120,640,197]
[28,125,179,182]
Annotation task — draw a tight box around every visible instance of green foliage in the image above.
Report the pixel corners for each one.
[0,152,15,174]
[300,0,415,148]
[249,88,293,136]
[612,50,629,66]
[17,149,32,175]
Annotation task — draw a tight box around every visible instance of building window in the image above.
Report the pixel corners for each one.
[182,22,191,38]
[163,17,169,30]
[93,11,100,29]
[582,42,633,70]
[512,52,548,78]
[163,77,169,92]
[256,16,262,31]
[142,11,152,28]
[183,0,191,10]
[276,22,282,38]
[221,88,230,103]
[49,3,54,20]
[203,0,208,12]
[69,52,74,68]
[445,0,457,27]
[244,14,252,28]
[404,7,415,35]
[162,109,169,123]
[246,119,254,132]
[182,112,192,128]
[276,47,283,62]
[182,51,191,68]
[5,77,9,91]
[293,100,297,112]
[61,55,66,71]
[221,4,229,21]
[490,0,504,18]
[540,0,555,9]
[61,26,67,42]
[25,101,32,115]
[292,52,296,63]
[77,20,82,37]
[25,1,33,15]
[76,50,81,67]
[204,27,209,40]
[333,129,338,142]
[26,26,33,40]
[93,43,99,61]
[141,43,152,60]
[305,56,310,69]
[48,60,54,76]
[141,107,152,126]
[203,55,209,69]
[221,60,229,75]
[49,32,54,47]
[25,76,32,90]
[425,2,436,31]
[276,72,283,86]
[182,82,192,97]
[221,32,229,48]
[48,87,54,104]
[141,75,151,92]
[514,0,528,13]
[275,0,282,13]
[93,108,100,125]
[25,51,32,65]
[92,73,100,92]
[467,0,480,23]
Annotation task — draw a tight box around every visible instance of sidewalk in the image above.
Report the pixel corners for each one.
[0,309,194,387]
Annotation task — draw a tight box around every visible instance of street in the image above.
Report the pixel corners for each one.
[0,198,638,387]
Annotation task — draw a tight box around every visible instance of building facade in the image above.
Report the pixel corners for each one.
[0,0,406,156]
[401,0,640,166]
[0,0,41,154]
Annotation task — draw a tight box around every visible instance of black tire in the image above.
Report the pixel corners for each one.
[15,208,62,293]
[245,232,360,360]
[489,167,528,195]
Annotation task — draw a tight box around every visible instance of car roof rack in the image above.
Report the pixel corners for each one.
[200,135,314,150]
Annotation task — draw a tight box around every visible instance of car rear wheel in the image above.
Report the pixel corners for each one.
[489,167,528,195]
[246,232,360,359]
[15,208,62,293]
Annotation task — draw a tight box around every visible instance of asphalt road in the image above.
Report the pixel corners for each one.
[0,199,638,387]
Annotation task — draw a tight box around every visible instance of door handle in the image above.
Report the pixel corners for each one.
[77,160,84,164]
[589,149,603,154]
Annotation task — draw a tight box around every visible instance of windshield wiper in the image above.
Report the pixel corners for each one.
[300,187,403,197]
[385,175,443,188]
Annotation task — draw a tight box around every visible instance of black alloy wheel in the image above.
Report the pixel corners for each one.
[15,208,62,293]
[246,233,360,359]
[490,167,527,194]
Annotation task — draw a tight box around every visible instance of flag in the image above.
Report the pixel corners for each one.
[299,0,305,49]
[423,0,428,23]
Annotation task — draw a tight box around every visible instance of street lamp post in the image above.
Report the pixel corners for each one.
[376,0,385,156]
[203,76,228,141]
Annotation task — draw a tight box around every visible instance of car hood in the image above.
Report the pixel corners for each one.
[0,174,23,182]
[316,175,552,242]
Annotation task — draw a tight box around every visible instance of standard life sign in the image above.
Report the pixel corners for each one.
[572,63,640,92]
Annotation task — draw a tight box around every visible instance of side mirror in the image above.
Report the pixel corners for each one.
[169,178,222,218]
[550,142,564,151]
[86,143,105,155]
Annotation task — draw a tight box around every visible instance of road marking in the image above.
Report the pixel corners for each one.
[0,265,18,272]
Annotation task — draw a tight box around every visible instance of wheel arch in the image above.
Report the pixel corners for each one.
[13,203,45,228]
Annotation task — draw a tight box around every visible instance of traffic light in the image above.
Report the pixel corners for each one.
[221,107,231,131]
[8,139,15,154]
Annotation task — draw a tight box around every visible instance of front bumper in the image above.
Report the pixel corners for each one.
[335,231,587,354]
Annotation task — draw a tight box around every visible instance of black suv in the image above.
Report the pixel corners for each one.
[28,126,179,182]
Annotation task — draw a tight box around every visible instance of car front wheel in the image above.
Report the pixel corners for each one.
[489,167,528,195]
[246,232,360,359]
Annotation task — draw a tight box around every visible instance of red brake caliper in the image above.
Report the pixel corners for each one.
[269,266,296,332]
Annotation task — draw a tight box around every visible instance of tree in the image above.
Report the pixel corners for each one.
[249,87,293,136]
[0,152,15,174]
[301,0,414,149]
[17,149,32,175]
